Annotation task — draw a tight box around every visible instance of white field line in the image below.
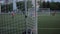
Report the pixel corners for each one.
[38,28,60,29]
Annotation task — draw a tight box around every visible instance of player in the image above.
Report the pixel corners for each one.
[52,10,56,16]
[11,11,15,18]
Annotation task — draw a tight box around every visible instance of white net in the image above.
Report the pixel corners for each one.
[27,7,38,34]
[0,0,38,34]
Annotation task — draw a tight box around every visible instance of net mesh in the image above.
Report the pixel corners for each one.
[0,0,37,34]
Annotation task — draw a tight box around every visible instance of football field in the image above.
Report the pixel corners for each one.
[0,12,60,34]
[38,12,60,34]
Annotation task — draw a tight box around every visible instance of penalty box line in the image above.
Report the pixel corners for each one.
[38,28,60,29]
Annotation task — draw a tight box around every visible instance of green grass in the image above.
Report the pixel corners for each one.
[38,14,60,34]
[0,13,60,34]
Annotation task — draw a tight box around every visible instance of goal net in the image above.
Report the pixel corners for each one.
[0,0,38,34]
[38,8,50,16]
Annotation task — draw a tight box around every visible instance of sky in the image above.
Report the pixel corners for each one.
[53,0,60,2]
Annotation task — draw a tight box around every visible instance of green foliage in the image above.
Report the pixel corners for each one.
[42,1,47,8]
[38,1,60,10]
[50,2,60,10]
[1,1,32,13]
[1,3,13,13]
[16,1,25,11]
[27,1,33,9]
[46,1,50,8]
[17,1,32,11]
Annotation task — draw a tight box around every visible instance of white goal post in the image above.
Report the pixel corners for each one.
[38,8,50,16]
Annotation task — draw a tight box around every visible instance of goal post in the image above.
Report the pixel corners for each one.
[0,0,38,34]
[27,0,38,34]
[38,8,50,16]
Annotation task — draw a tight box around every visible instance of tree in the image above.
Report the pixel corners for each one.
[42,1,47,8]
[1,3,13,13]
[16,1,25,11]
[38,1,60,10]
[1,1,33,13]
[46,1,50,8]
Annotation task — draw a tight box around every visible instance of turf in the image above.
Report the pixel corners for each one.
[38,14,60,34]
[0,13,60,34]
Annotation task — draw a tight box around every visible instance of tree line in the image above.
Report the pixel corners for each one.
[38,1,60,10]
[2,1,60,13]
[1,1,32,13]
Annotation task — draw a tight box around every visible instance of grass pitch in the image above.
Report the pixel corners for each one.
[0,13,60,34]
[38,13,60,34]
